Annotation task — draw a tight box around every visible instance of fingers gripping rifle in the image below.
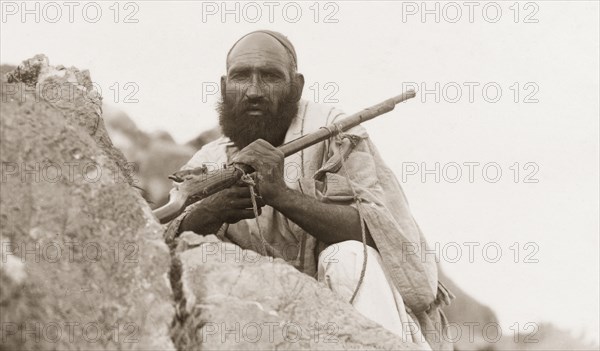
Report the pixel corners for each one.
[153,91,416,224]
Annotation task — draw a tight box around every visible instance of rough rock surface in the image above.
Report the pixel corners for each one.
[170,233,429,350]
[0,56,174,350]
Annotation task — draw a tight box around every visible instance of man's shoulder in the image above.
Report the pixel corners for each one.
[198,135,231,149]
[298,99,348,133]
[299,99,369,139]
[301,99,346,120]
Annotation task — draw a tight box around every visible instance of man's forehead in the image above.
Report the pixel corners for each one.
[227,33,292,69]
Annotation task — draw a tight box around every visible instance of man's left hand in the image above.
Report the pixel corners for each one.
[231,139,287,204]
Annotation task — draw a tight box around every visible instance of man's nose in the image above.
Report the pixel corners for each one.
[245,75,264,100]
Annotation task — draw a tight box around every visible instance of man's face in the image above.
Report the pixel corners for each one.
[218,33,302,149]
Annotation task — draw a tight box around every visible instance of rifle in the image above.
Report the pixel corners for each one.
[153,90,416,224]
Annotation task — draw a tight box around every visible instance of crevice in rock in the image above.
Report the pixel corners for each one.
[167,240,189,351]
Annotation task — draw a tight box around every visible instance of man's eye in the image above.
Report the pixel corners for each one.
[230,72,247,80]
[264,72,280,79]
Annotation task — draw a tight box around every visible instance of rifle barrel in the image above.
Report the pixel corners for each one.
[279,90,415,156]
[153,90,416,224]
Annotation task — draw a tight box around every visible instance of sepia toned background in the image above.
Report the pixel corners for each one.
[2,0,598,347]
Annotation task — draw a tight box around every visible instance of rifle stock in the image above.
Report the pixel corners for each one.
[153,90,416,224]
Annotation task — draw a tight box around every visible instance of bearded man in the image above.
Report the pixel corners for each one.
[168,30,452,350]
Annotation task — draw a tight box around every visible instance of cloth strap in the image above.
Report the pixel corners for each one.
[334,128,369,304]
[235,164,271,257]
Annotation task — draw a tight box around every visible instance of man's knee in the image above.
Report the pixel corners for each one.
[318,240,366,266]
[317,240,367,300]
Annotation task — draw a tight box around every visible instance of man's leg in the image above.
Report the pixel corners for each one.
[318,240,430,348]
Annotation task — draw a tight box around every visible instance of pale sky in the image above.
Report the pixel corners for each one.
[2,0,599,344]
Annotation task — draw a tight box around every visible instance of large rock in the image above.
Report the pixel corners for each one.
[170,233,429,350]
[0,55,174,350]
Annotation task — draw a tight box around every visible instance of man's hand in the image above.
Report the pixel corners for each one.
[180,184,264,234]
[231,139,287,204]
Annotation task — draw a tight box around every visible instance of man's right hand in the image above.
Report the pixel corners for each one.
[179,184,265,234]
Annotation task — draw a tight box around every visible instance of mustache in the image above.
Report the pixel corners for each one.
[229,98,273,115]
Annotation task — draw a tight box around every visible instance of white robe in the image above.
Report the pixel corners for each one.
[171,99,453,350]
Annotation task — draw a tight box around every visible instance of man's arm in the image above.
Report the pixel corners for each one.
[270,187,375,246]
[179,184,264,234]
[232,139,375,246]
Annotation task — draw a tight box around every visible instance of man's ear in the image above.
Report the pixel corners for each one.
[292,73,305,102]
[220,75,226,100]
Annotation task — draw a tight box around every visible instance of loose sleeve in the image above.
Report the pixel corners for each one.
[311,125,439,314]
[163,141,228,242]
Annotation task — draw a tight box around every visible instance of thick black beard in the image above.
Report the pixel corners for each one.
[218,93,299,149]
